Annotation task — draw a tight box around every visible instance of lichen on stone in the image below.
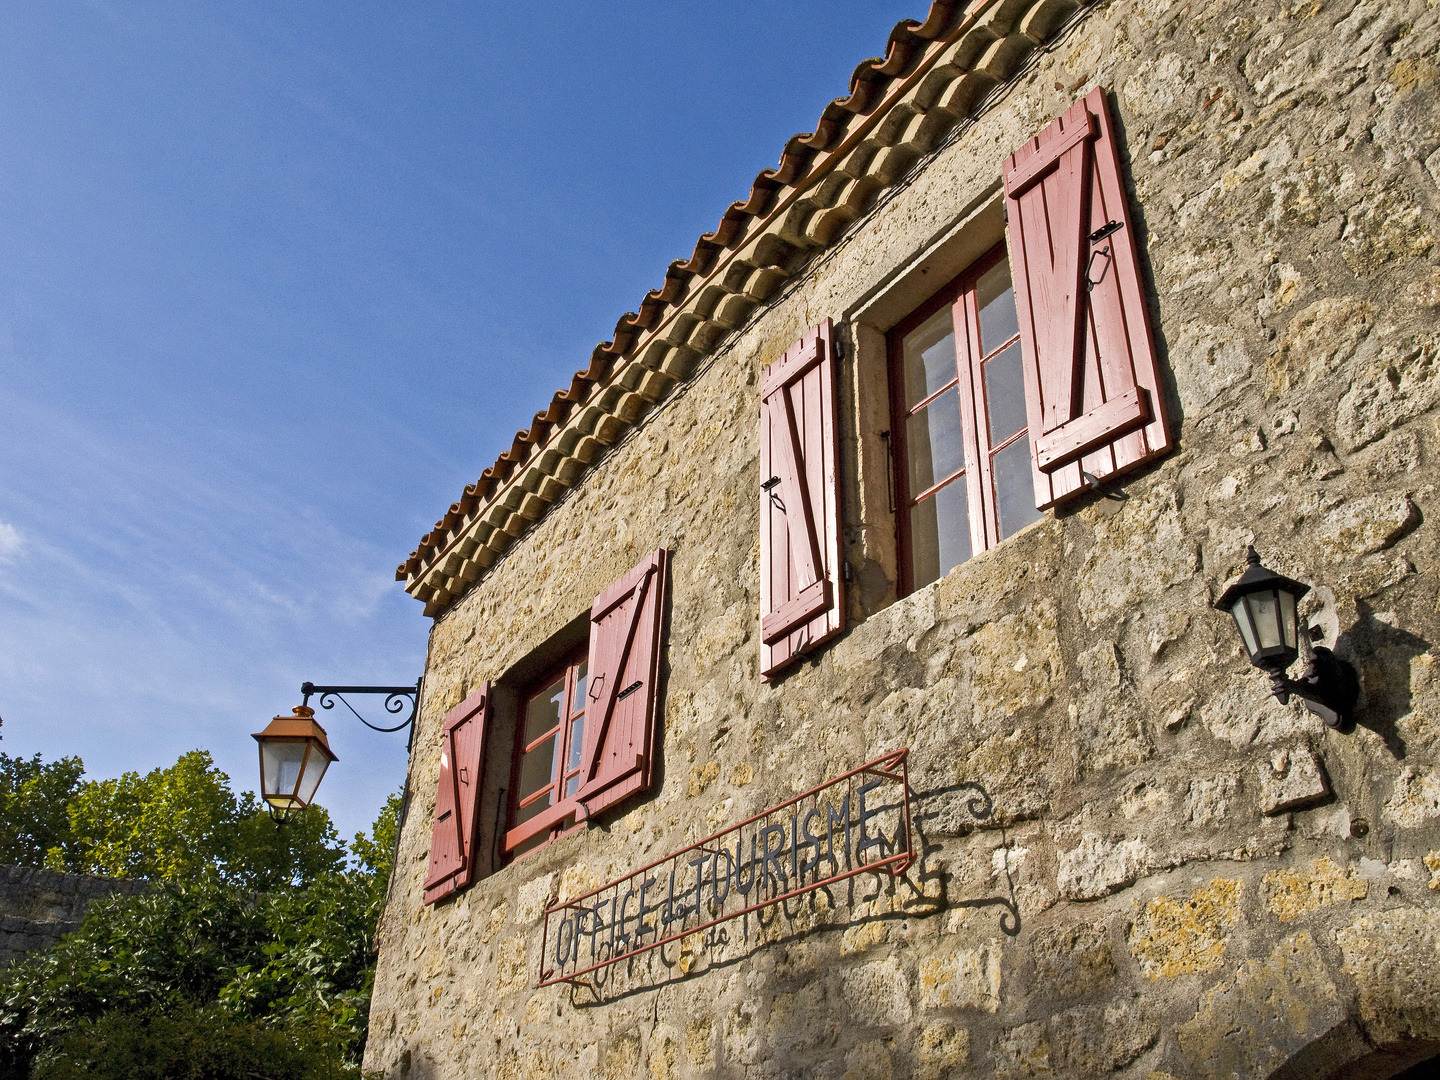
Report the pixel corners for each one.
[1128,878,1242,978]
[1263,857,1368,921]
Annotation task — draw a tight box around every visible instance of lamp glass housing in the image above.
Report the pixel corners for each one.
[252,707,337,818]
[1217,548,1309,672]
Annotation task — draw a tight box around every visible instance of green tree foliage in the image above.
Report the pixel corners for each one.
[0,793,399,1080]
[54,750,346,889]
[0,753,84,868]
[31,1005,348,1080]
[0,732,401,1080]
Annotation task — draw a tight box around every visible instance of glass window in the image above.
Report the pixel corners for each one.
[508,651,588,860]
[889,243,1038,594]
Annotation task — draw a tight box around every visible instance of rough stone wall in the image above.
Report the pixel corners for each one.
[365,0,1440,1077]
[0,865,147,968]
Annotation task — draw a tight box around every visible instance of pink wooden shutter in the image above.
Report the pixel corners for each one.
[573,548,668,820]
[759,319,844,678]
[1002,87,1173,510]
[422,684,490,905]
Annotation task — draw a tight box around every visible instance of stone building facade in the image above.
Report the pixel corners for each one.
[364,0,1440,1076]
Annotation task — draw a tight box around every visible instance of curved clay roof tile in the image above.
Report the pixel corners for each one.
[913,0,959,39]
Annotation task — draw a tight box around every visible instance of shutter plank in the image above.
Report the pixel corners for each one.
[770,382,822,590]
[422,737,461,896]
[1090,88,1169,468]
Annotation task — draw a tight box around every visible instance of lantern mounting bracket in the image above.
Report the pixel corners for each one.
[300,679,423,751]
[1263,630,1360,730]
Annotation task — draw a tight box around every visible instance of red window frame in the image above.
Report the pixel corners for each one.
[506,648,588,860]
[888,241,1032,596]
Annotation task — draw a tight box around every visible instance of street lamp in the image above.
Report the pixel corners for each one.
[1215,546,1360,728]
[253,679,422,822]
[252,705,338,822]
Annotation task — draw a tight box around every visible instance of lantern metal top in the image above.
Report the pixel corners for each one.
[252,705,338,759]
[1215,546,1311,613]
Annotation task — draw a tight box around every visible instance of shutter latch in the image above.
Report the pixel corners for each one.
[762,475,786,512]
[616,680,644,701]
[1085,220,1124,293]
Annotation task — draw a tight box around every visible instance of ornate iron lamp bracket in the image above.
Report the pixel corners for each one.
[300,678,423,750]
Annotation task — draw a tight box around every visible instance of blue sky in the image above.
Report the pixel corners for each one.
[0,1,919,841]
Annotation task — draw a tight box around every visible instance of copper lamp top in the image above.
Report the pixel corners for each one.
[251,705,338,761]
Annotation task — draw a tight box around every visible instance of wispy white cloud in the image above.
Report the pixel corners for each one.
[0,521,21,563]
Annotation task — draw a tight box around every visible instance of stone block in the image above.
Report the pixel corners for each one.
[1129,878,1242,978]
[1257,746,1330,815]
[842,1039,894,1080]
[1177,932,1346,1080]
[1184,773,1240,826]
[1336,340,1440,452]
[1267,296,1375,397]
[992,1021,1051,1079]
[1056,834,1156,901]
[1263,857,1368,921]
[919,939,1001,1012]
[602,1032,640,1080]
[840,956,911,1026]
[1336,907,1440,1047]
[1318,494,1420,561]
[683,1015,712,1067]
[1077,484,1198,629]
[968,598,1064,725]
[914,1023,969,1080]
[1049,997,1160,1075]
[514,873,556,925]
[1383,766,1440,829]
[1030,921,1114,999]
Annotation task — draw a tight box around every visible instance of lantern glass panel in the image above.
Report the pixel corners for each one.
[296,749,329,805]
[263,741,308,799]
[1279,589,1298,651]
[1230,598,1259,657]
[1248,590,1283,651]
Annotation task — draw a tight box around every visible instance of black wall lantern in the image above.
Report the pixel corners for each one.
[1216,546,1360,728]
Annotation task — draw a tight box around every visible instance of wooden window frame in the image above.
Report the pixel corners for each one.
[888,241,1027,597]
[505,646,588,861]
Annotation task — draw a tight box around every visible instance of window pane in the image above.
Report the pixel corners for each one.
[976,258,1019,355]
[901,307,958,410]
[982,342,1028,444]
[906,386,964,496]
[571,659,588,715]
[909,478,972,589]
[524,678,565,746]
[515,788,553,826]
[517,734,557,805]
[567,715,584,772]
[993,438,1042,539]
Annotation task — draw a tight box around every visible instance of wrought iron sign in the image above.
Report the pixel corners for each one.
[537,748,914,988]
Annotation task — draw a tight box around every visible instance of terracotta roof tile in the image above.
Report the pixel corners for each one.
[399,0,1087,612]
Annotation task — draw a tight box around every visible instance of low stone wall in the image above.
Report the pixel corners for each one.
[0,865,147,968]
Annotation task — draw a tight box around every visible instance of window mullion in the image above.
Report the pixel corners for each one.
[953,291,992,555]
